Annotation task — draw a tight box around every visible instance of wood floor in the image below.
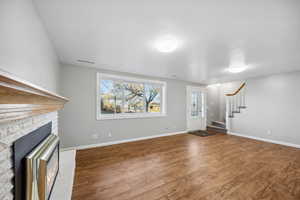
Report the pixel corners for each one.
[72,134,300,200]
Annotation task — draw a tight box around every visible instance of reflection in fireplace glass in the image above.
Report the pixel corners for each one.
[46,146,59,199]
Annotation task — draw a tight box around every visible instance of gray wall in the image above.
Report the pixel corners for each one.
[59,64,203,148]
[0,0,60,92]
[207,85,221,124]
[227,72,300,145]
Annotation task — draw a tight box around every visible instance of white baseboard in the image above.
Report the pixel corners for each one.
[228,132,300,149]
[61,130,187,151]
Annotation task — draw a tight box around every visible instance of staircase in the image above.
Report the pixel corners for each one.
[226,82,247,118]
[207,121,227,134]
[206,82,247,134]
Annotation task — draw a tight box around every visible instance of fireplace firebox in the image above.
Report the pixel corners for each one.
[13,122,60,200]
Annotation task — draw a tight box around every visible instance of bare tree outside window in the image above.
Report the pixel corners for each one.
[98,74,165,119]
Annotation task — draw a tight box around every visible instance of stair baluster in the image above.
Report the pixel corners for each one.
[230,96,234,117]
[225,82,246,119]
[243,87,246,108]
[240,91,242,109]
[236,94,238,111]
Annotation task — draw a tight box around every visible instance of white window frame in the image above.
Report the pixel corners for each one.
[97,73,167,120]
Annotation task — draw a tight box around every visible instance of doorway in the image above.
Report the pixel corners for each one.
[186,86,206,131]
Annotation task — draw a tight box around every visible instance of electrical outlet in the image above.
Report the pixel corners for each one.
[108,132,112,137]
[267,130,271,135]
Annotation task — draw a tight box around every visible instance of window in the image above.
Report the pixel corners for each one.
[97,73,166,120]
[191,91,203,117]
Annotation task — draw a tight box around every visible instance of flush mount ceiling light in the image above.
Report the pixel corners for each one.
[207,83,221,88]
[154,35,180,53]
[226,66,247,73]
[227,48,248,73]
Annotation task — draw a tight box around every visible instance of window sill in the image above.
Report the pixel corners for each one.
[97,113,167,120]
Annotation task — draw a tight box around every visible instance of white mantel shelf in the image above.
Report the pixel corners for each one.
[0,70,69,123]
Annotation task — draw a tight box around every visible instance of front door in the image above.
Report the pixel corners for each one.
[187,86,206,131]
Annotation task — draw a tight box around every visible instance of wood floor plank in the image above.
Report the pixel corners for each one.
[72,134,300,200]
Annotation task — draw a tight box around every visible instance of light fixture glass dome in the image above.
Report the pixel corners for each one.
[227,66,247,73]
[154,35,180,53]
[227,48,248,73]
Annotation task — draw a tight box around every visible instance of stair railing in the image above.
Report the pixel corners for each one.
[225,82,246,130]
[226,82,246,117]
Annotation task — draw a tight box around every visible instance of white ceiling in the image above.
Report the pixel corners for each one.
[34,0,300,84]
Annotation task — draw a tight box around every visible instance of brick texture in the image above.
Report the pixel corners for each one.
[0,112,58,200]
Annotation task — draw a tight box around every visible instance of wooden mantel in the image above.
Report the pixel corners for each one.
[0,70,69,123]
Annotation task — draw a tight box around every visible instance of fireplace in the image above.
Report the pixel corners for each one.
[13,122,60,200]
[0,70,68,200]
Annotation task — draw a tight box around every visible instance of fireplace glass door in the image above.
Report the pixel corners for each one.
[45,146,59,199]
[26,134,59,200]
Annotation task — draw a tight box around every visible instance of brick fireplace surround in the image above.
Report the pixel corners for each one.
[0,112,58,199]
[0,70,68,200]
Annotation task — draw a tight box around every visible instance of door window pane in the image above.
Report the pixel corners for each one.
[191,91,202,117]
